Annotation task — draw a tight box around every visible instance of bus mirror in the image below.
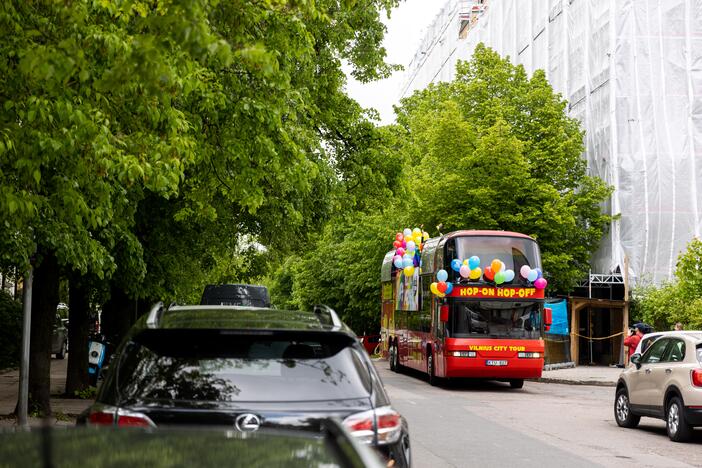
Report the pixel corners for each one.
[440,305,449,323]
[544,307,553,327]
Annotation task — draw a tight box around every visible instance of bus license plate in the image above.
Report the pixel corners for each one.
[486,360,508,366]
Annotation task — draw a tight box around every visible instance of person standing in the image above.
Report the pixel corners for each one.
[623,324,644,360]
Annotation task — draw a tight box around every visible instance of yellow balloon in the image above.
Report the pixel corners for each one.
[491,259,502,273]
[412,228,422,236]
[469,267,482,280]
[430,282,440,295]
[404,265,415,277]
[422,231,430,241]
[463,259,470,266]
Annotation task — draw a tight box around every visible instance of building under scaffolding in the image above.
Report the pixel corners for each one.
[401,0,702,365]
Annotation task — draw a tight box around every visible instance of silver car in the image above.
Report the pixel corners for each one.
[614,332,702,442]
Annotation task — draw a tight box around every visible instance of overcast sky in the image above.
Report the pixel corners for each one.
[344,0,447,125]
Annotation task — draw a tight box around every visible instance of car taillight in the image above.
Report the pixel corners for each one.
[87,406,156,428]
[692,369,702,387]
[342,406,402,446]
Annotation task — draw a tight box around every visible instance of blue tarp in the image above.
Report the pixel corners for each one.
[546,299,568,335]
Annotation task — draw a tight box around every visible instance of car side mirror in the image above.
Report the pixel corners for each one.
[631,353,642,369]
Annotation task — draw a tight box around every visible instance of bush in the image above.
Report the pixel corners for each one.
[0,290,22,370]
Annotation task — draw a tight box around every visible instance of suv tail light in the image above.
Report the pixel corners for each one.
[692,369,702,387]
[342,406,402,445]
[88,405,156,428]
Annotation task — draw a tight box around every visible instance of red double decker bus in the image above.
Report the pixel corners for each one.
[380,230,551,388]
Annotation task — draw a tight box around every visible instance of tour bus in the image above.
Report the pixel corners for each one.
[380,230,551,388]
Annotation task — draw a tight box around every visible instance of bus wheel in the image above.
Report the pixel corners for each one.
[389,343,397,372]
[427,352,438,386]
[509,379,524,389]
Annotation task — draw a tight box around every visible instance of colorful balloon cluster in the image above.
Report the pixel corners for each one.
[520,265,547,289]
[391,227,430,278]
[452,255,486,282]
[430,269,453,298]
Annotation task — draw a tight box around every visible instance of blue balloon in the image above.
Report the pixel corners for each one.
[445,282,453,295]
[527,270,538,282]
[451,259,462,272]
[535,268,543,279]
[468,256,480,270]
[503,269,515,282]
[403,258,413,268]
[393,257,403,269]
[437,269,448,282]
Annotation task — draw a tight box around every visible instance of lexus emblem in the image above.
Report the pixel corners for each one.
[235,413,261,432]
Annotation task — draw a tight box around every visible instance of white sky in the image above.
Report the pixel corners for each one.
[344,0,448,125]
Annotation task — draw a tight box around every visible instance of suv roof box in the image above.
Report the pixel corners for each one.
[200,284,271,308]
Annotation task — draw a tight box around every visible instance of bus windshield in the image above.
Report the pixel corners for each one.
[448,301,541,339]
[453,236,541,272]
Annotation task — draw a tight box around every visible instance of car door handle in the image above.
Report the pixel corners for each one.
[665,369,672,374]
[645,369,651,374]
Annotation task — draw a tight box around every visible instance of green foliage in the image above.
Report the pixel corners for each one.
[73,386,97,400]
[0,290,22,370]
[634,238,702,330]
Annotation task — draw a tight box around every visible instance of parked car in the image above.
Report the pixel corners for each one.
[79,303,411,467]
[633,330,700,356]
[51,314,68,359]
[614,331,702,441]
[0,423,384,468]
[200,284,271,307]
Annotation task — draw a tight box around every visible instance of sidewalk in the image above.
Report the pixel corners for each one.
[537,365,621,387]
[0,357,92,427]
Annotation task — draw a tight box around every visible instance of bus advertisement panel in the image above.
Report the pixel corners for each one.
[381,230,550,388]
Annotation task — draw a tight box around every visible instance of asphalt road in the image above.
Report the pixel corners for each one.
[374,362,702,468]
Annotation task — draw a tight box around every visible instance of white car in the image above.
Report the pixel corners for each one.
[615,331,702,441]
[633,330,701,356]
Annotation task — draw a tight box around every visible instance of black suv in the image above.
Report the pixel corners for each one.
[79,304,411,467]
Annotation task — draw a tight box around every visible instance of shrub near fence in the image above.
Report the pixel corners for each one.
[0,291,22,370]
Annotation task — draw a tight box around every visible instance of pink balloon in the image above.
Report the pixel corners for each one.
[534,278,548,290]
[520,265,531,279]
[459,265,471,278]
[396,247,405,257]
[401,240,407,248]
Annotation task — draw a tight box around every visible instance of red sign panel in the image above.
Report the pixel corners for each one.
[449,285,544,300]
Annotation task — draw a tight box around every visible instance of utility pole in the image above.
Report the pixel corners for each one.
[18,266,33,427]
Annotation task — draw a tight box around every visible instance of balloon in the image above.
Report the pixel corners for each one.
[527,270,538,282]
[403,258,413,268]
[535,268,543,279]
[451,259,462,272]
[403,228,412,237]
[423,231,430,241]
[500,261,506,273]
[494,271,505,285]
[463,259,470,266]
[401,240,407,249]
[503,269,515,282]
[430,282,443,296]
[491,259,502,273]
[445,282,453,295]
[413,256,419,267]
[392,240,401,249]
[520,265,531,279]
[413,227,422,236]
[406,241,416,252]
[468,256,480,270]
[484,266,495,281]
[469,267,482,280]
[437,281,448,293]
[437,269,448,282]
[459,265,471,278]
[534,278,548,289]
[395,233,404,242]
[393,257,403,269]
[396,247,405,257]
[403,265,415,277]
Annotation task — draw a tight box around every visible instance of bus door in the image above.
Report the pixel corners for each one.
[432,296,446,376]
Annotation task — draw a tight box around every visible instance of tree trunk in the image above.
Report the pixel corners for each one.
[65,276,90,395]
[100,285,133,350]
[28,251,59,416]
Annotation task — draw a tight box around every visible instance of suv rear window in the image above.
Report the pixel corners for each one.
[114,331,370,403]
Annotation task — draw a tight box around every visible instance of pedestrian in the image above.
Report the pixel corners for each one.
[674,322,683,331]
[623,324,644,360]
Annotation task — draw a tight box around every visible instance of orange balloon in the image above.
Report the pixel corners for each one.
[491,259,502,273]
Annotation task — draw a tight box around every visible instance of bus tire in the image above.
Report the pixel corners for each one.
[427,350,438,387]
[509,379,524,389]
[390,341,400,372]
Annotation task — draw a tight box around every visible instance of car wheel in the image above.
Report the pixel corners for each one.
[509,379,524,389]
[614,388,640,428]
[56,340,67,360]
[402,434,411,468]
[427,351,438,387]
[666,396,693,442]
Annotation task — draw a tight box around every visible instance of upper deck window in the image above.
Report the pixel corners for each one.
[454,236,541,272]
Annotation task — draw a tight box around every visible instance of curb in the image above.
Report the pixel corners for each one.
[534,377,616,387]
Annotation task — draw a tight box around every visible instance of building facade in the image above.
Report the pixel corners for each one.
[402,0,702,285]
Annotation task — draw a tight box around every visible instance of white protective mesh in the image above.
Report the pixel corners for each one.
[400,0,702,285]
